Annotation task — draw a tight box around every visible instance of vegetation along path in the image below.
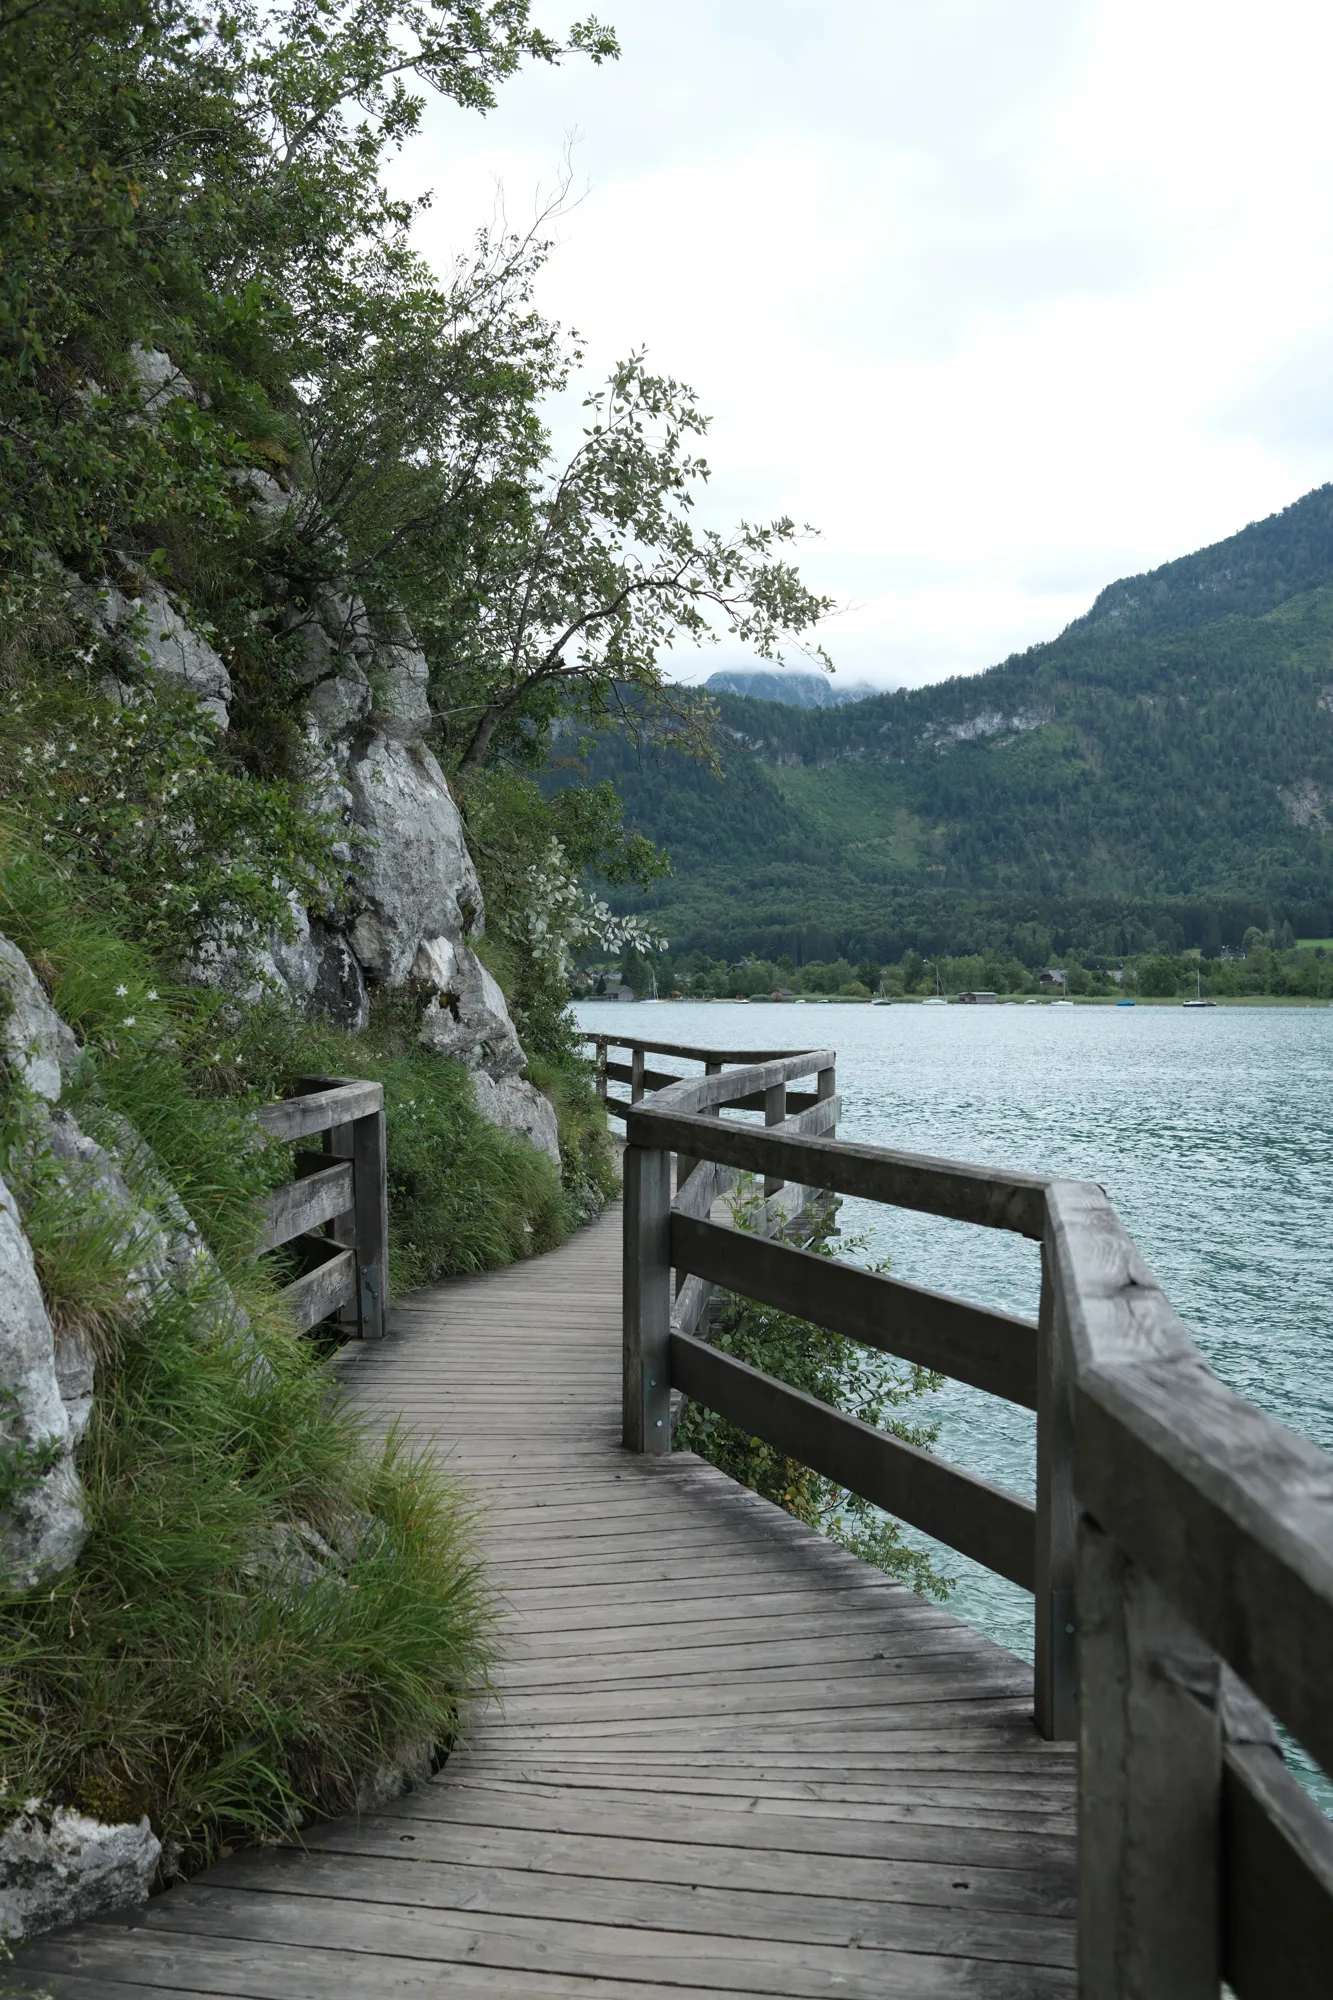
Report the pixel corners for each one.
[18,1202,1077,1999]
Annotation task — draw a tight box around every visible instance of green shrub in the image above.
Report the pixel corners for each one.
[1,1270,492,1873]
[225,1000,581,1293]
[675,1188,952,1600]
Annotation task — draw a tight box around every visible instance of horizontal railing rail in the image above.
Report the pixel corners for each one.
[254,1073,388,1340]
[607,1028,1333,1999]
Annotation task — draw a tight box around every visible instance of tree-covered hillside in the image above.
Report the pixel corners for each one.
[583,490,1333,962]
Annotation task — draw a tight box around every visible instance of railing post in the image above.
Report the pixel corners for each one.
[351,1096,388,1338]
[622,1138,672,1453]
[631,1046,645,1103]
[594,1037,607,1104]
[762,1080,785,1218]
[1078,1518,1223,1998]
[1034,1236,1076,1739]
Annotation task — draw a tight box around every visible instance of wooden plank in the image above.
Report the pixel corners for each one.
[633,1108,1049,1237]
[204,1843,1076,1965]
[255,1077,382,1142]
[622,1144,672,1453]
[15,1928,790,2000]
[672,1213,1038,1408]
[672,1270,713,1340]
[1034,1245,1077,1742]
[583,1036,820,1066]
[278,1245,356,1332]
[1222,1737,1333,1998]
[1046,1178,1333,1779]
[1076,1517,1222,2000]
[673,1156,731,1223]
[670,1328,1036,1590]
[295,1814,1073,1916]
[351,1100,389,1336]
[257,1161,354,1252]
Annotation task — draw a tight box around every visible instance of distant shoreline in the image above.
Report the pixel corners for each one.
[581,993,1332,1008]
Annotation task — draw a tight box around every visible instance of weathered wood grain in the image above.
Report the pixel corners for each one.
[1223,1732,1333,1997]
[1046,1177,1333,1781]
[256,1160,354,1251]
[1075,1518,1223,1998]
[631,1105,1050,1236]
[277,1243,356,1332]
[254,1077,382,1142]
[672,1212,1038,1405]
[670,1327,1037,1590]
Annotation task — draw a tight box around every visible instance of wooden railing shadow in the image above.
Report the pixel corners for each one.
[584,1028,1333,2000]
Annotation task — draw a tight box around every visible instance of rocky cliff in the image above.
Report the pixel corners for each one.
[77,363,559,1168]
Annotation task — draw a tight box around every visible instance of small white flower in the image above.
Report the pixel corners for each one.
[115,984,128,997]
[78,795,90,804]
[122,1016,135,1027]
[146,989,158,1001]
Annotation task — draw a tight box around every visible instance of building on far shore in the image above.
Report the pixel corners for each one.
[956,991,999,1004]
[1039,969,1068,989]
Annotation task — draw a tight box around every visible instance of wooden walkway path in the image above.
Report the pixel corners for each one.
[19,1202,1077,1999]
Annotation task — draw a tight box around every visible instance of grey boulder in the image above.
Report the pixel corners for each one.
[0,935,80,1103]
[471,1070,561,1167]
[0,1169,87,1589]
[0,1803,161,1941]
[94,580,232,726]
[414,934,524,1077]
[346,736,484,984]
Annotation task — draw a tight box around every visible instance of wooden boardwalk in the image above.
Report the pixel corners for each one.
[19,1201,1077,1999]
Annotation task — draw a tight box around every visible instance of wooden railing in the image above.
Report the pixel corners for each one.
[254,1074,389,1340]
[600,1030,1333,1999]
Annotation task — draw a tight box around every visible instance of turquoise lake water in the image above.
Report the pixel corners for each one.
[575,996,1333,1804]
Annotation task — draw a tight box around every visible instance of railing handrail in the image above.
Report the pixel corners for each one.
[254,1073,389,1341]
[610,1026,1333,1999]
[582,1032,816,1066]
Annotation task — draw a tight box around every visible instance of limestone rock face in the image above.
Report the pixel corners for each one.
[373,641,432,734]
[0,934,80,1102]
[128,342,196,415]
[0,1168,87,1589]
[471,1070,561,1166]
[0,1804,161,1941]
[414,935,523,1075]
[39,1104,211,1305]
[264,896,322,1011]
[94,579,232,726]
[308,923,369,1033]
[411,937,559,1163]
[304,658,372,741]
[346,736,484,984]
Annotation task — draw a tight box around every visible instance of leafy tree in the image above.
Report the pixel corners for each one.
[1137,955,1185,998]
[443,356,834,770]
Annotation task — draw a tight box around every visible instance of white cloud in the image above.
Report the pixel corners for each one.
[385,0,1333,686]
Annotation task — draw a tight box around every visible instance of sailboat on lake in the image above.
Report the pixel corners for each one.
[1183,968,1217,1008]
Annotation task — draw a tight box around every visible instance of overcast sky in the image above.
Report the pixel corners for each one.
[388,0,1333,689]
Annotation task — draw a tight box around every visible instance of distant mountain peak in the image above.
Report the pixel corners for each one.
[704,668,878,710]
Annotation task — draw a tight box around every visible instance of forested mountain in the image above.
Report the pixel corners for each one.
[585,487,1333,962]
[703,669,877,708]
